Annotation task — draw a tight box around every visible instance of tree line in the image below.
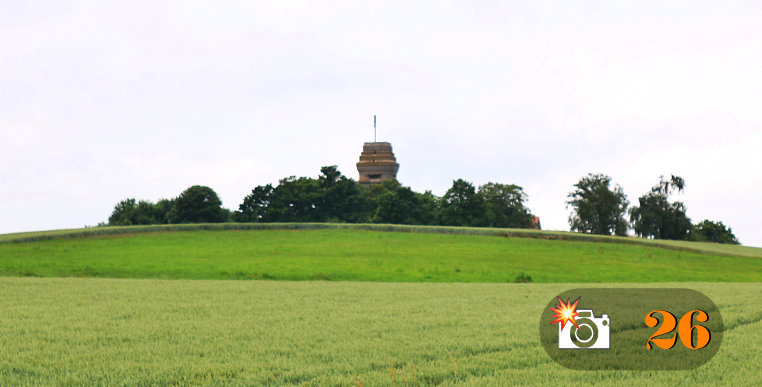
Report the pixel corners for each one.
[107,167,739,245]
[108,166,537,229]
[567,173,739,244]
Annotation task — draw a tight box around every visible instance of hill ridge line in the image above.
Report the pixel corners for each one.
[2,223,759,259]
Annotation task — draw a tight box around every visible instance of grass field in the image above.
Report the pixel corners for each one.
[3,223,761,258]
[1,228,761,282]
[0,278,759,385]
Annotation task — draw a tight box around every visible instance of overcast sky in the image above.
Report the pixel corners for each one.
[1,1,761,246]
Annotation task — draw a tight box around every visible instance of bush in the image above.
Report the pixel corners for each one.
[513,273,533,283]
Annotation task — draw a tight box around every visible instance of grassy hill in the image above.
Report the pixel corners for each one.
[3,223,760,257]
[1,224,760,282]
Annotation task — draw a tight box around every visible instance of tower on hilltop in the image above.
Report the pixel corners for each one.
[357,115,399,184]
[356,142,399,185]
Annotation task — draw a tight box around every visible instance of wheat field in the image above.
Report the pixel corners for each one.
[0,278,759,385]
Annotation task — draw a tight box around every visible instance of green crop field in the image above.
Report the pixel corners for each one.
[1,227,761,282]
[0,225,760,385]
[0,278,760,385]
[3,223,761,258]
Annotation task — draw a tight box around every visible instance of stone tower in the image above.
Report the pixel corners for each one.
[356,142,399,185]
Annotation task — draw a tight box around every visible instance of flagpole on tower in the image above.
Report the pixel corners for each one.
[374,115,377,142]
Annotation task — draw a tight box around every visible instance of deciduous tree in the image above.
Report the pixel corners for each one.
[630,175,691,240]
[440,179,486,227]
[690,220,740,245]
[478,182,534,228]
[168,185,227,223]
[236,184,274,222]
[567,173,629,236]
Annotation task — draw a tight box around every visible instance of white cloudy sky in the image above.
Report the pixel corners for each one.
[1,1,761,246]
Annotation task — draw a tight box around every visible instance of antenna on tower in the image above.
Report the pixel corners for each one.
[374,115,377,142]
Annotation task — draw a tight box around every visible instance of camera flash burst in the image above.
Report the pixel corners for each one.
[549,297,580,330]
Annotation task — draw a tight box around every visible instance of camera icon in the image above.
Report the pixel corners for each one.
[558,309,610,349]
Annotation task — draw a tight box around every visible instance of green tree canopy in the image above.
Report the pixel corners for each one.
[478,182,535,228]
[440,179,486,227]
[108,198,138,226]
[630,175,691,240]
[266,176,322,222]
[317,166,363,222]
[690,219,740,245]
[108,198,174,226]
[168,185,227,223]
[107,167,541,230]
[567,173,629,236]
[236,184,274,222]
[369,180,438,225]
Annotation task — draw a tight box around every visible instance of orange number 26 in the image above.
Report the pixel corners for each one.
[645,310,711,350]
